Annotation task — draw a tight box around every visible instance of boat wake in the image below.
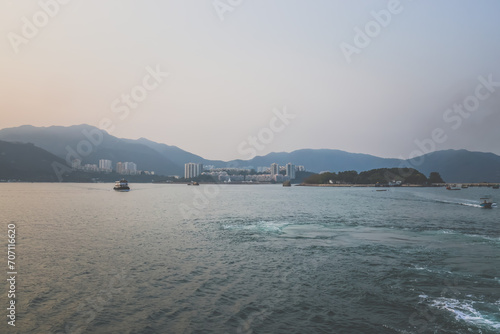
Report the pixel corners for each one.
[435,230,500,245]
[429,297,500,331]
[435,199,496,208]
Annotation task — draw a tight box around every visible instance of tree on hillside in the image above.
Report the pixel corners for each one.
[405,173,428,185]
[428,172,445,183]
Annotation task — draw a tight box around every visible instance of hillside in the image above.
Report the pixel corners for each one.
[1,125,499,182]
[227,149,403,172]
[0,125,188,175]
[0,140,69,181]
[303,168,430,185]
[410,149,500,183]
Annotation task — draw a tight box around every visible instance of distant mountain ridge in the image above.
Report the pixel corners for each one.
[0,140,67,181]
[0,125,192,176]
[0,124,499,182]
[230,149,403,173]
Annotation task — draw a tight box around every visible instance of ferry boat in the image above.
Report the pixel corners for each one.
[114,179,130,192]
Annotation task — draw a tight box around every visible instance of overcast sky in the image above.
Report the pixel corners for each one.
[1,0,499,160]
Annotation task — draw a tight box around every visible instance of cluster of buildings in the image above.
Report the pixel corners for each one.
[184,162,305,183]
[115,161,137,175]
[71,159,154,175]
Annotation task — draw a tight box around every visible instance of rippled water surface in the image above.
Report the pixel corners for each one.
[0,183,499,333]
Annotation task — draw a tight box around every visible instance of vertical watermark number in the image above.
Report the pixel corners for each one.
[6,223,17,327]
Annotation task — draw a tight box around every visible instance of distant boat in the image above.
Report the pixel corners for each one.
[461,184,469,189]
[446,184,461,190]
[114,179,130,192]
[283,181,291,187]
[493,184,499,189]
[187,181,199,186]
[376,189,387,192]
[480,196,493,209]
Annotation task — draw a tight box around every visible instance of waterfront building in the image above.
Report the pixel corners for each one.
[71,159,82,169]
[124,162,137,174]
[185,163,203,179]
[99,159,112,172]
[82,164,99,172]
[286,163,296,180]
[270,163,279,176]
[116,162,138,175]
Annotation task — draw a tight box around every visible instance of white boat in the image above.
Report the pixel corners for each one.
[114,179,130,192]
[480,196,493,209]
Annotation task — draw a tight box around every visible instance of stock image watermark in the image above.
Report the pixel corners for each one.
[178,183,221,219]
[7,0,72,55]
[400,73,499,166]
[6,223,17,327]
[237,107,295,160]
[178,106,294,219]
[340,0,409,64]
[213,0,244,21]
[51,64,169,181]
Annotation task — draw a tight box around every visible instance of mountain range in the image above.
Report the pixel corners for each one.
[0,124,499,182]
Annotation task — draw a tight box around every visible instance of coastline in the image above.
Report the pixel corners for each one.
[298,183,500,188]
[297,183,428,187]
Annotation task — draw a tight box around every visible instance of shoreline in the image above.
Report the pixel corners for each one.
[298,183,500,188]
[0,181,498,187]
[297,183,428,187]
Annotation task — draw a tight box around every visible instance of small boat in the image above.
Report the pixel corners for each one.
[480,196,493,209]
[461,184,469,189]
[493,184,499,189]
[187,181,199,186]
[283,181,291,187]
[376,189,388,192]
[446,184,460,190]
[114,179,130,192]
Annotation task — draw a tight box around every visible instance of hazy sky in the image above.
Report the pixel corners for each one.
[1,0,500,160]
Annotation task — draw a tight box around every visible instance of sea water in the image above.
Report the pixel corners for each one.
[0,183,498,333]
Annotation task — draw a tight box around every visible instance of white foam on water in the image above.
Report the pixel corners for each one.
[437,229,455,234]
[437,199,483,208]
[435,230,500,244]
[222,220,289,233]
[463,234,500,243]
[433,197,497,208]
[430,297,500,330]
[411,264,452,275]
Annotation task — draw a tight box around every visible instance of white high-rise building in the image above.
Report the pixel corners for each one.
[124,162,137,174]
[185,163,203,179]
[116,162,138,175]
[270,163,279,176]
[286,163,296,180]
[116,162,124,174]
[99,159,112,171]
